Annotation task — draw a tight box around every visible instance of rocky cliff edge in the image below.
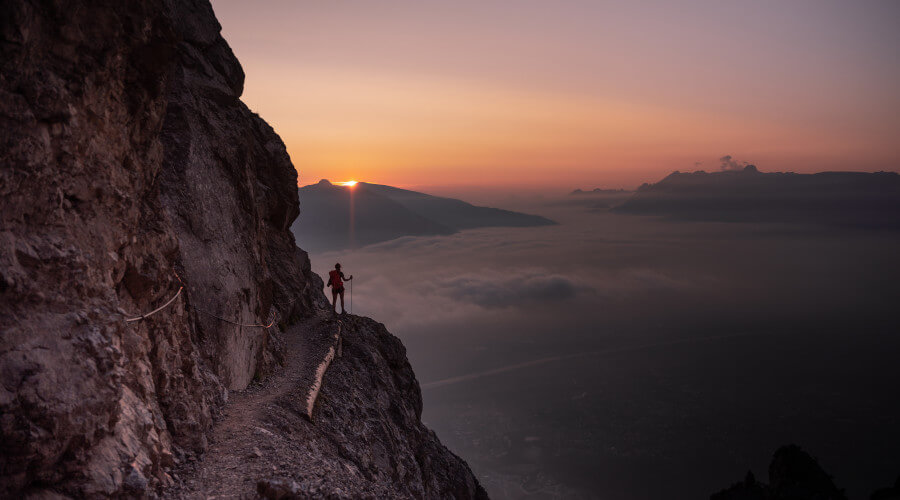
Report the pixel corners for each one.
[0,1,484,497]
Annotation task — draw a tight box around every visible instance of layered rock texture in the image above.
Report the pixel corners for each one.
[0,0,482,497]
[157,0,326,389]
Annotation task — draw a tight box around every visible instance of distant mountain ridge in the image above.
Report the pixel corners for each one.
[293,180,556,251]
[570,187,630,195]
[615,166,900,229]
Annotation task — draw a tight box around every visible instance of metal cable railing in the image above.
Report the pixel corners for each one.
[123,270,297,329]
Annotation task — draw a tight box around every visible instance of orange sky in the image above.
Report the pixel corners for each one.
[212,1,900,190]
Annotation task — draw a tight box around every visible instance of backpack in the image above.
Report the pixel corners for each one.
[328,270,342,288]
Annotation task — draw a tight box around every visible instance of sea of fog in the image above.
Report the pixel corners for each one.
[308,199,900,499]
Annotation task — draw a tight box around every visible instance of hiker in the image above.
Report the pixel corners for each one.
[327,263,353,314]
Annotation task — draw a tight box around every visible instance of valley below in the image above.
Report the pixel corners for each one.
[311,202,900,499]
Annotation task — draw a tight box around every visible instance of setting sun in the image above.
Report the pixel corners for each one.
[337,180,358,187]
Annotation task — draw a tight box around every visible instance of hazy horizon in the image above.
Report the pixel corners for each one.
[212,0,900,189]
[296,165,900,215]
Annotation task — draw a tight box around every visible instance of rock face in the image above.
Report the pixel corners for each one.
[157,0,327,390]
[1,1,479,498]
[1,1,199,495]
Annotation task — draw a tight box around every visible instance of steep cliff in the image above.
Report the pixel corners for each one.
[0,1,480,497]
[157,0,328,390]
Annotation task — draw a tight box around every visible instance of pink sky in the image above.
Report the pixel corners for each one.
[211,0,900,190]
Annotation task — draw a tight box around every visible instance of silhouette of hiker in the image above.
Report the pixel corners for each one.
[327,263,352,314]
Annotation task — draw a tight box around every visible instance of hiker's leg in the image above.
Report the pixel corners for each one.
[339,290,345,312]
[332,291,338,311]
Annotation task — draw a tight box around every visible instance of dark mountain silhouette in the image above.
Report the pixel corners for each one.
[293,180,555,251]
[871,477,900,500]
[292,180,454,252]
[615,166,900,229]
[710,444,875,500]
[364,182,556,229]
[560,187,633,212]
[570,187,630,195]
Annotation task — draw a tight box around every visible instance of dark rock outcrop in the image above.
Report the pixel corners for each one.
[711,445,847,500]
[1,0,480,498]
[871,476,900,500]
[258,477,303,499]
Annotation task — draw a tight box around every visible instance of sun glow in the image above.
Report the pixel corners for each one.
[337,180,358,187]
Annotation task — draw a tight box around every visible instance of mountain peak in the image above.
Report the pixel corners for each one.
[294,181,555,251]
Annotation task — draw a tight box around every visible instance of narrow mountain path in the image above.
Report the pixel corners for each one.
[164,315,342,499]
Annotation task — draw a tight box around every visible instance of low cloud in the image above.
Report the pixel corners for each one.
[433,271,580,309]
[313,216,705,330]
[719,154,755,171]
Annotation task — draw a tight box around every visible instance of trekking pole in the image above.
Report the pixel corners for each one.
[350,278,353,314]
